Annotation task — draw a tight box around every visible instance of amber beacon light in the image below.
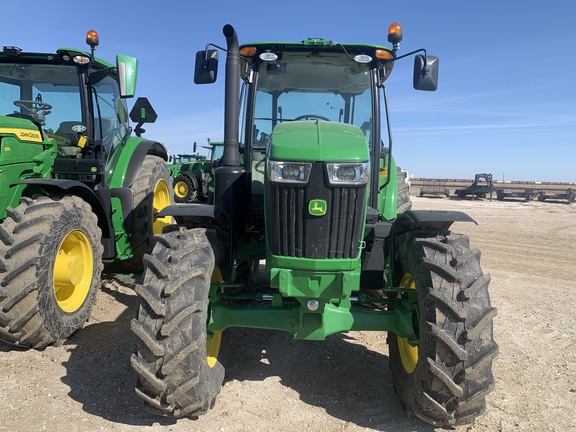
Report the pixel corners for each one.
[86,30,100,48]
[387,23,403,45]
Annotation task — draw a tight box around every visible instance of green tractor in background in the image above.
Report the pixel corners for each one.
[168,149,206,202]
[170,139,224,202]
[131,24,497,426]
[168,143,206,178]
[0,31,173,349]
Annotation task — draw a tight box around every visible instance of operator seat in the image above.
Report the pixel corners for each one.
[54,121,83,157]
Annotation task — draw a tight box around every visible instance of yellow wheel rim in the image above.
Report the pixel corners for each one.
[398,273,419,374]
[206,331,222,368]
[152,179,172,234]
[207,267,223,368]
[53,230,93,313]
[174,180,188,198]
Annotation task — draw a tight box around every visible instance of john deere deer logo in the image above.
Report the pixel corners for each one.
[308,199,327,216]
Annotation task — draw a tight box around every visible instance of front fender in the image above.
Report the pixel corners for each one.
[108,137,169,189]
[393,209,477,234]
[159,204,233,281]
[158,203,228,226]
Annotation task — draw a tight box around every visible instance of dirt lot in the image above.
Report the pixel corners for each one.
[1,196,575,432]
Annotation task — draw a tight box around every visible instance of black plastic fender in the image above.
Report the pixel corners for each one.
[158,203,233,280]
[393,209,477,234]
[158,203,227,222]
[122,140,169,188]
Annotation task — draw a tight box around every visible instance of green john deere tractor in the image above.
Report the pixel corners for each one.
[0,30,173,349]
[170,139,224,203]
[131,24,498,426]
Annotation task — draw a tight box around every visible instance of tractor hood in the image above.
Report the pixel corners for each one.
[268,121,369,162]
[0,115,44,143]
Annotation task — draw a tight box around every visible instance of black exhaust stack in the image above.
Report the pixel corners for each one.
[221,24,241,167]
[214,24,246,235]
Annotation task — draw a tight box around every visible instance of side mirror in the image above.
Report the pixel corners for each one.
[117,54,138,98]
[129,97,157,124]
[413,54,439,91]
[194,49,219,84]
[129,97,157,137]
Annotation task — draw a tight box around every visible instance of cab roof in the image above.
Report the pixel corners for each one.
[240,37,392,53]
[0,46,114,70]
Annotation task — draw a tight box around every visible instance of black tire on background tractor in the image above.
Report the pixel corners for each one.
[131,227,226,418]
[396,167,412,214]
[122,155,173,272]
[389,231,498,426]
[0,195,103,349]
[173,174,198,203]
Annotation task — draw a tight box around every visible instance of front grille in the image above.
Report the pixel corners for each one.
[266,163,366,259]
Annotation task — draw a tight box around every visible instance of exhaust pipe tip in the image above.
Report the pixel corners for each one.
[223,24,236,39]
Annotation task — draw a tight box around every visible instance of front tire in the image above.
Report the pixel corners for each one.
[389,231,498,426]
[131,227,226,418]
[122,155,173,272]
[0,196,103,348]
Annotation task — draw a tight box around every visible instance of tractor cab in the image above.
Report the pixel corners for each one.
[194,24,438,252]
[0,31,155,186]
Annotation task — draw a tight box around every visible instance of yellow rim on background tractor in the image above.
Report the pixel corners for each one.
[152,179,172,234]
[174,180,189,199]
[53,230,93,313]
[397,272,418,374]
[207,267,224,368]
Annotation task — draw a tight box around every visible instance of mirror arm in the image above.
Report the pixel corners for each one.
[133,122,145,137]
[202,42,249,62]
[204,42,227,60]
[386,48,427,64]
[383,48,431,80]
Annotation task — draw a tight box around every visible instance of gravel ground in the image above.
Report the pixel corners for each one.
[1,196,575,432]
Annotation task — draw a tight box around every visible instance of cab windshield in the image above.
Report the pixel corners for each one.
[252,51,373,147]
[0,62,128,161]
[0,63,82,135]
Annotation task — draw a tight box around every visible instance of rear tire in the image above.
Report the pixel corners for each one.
[0,196,103,348]
[389,231,498,426]
[122,155,173,272]
[131,227,226,418]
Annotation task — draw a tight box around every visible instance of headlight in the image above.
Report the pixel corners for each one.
[268,160,312,184]
[326,162,369,185]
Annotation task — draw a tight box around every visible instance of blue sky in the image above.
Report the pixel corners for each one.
[3,1,575,182]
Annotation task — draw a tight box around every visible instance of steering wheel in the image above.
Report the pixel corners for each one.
[293,114,331,121]
[14,100,52,114]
